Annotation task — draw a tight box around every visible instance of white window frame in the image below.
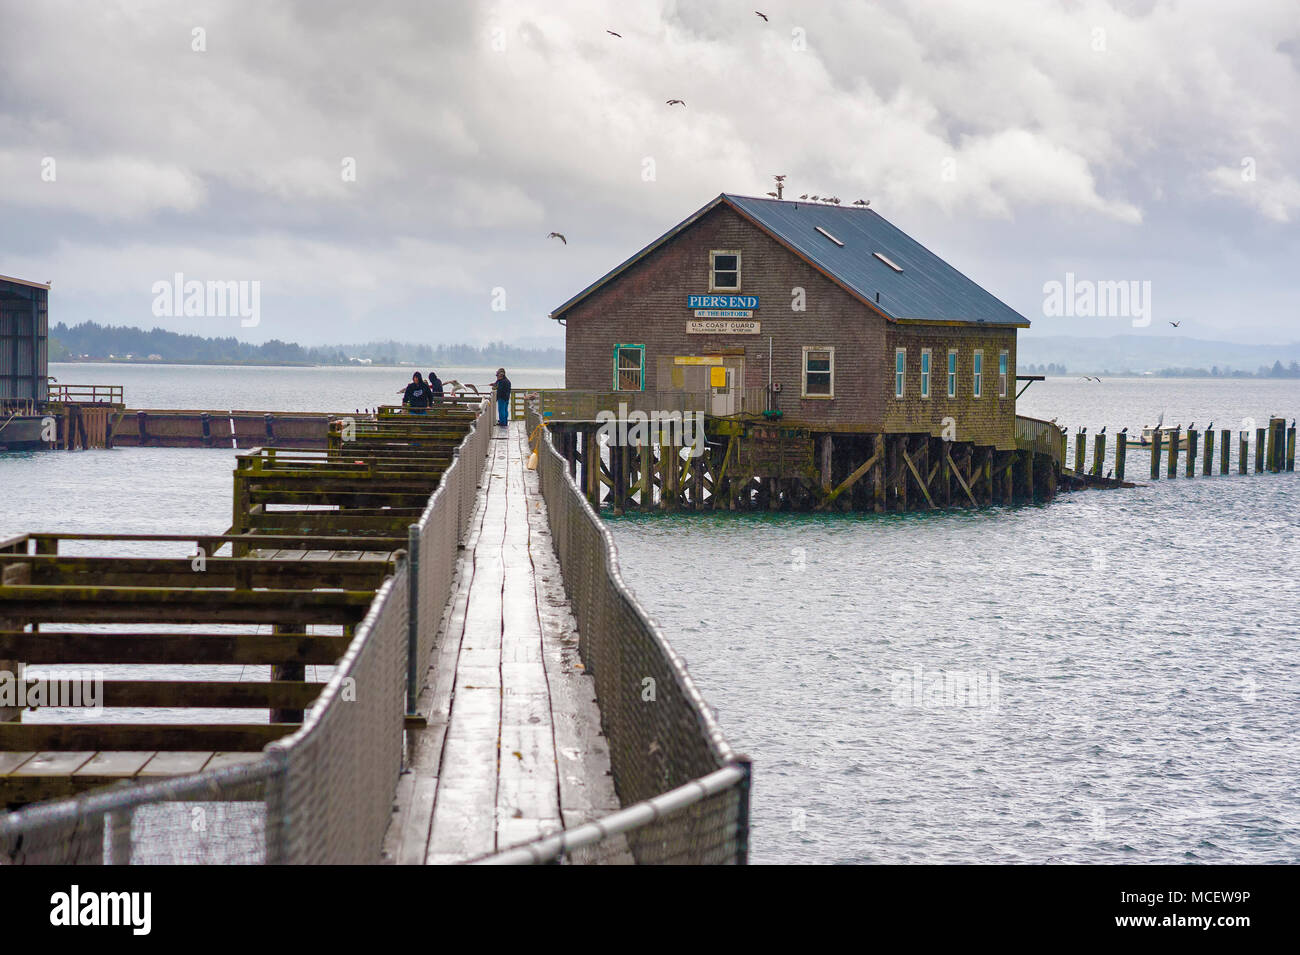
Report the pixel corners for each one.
[947,349,958,398]
[710,250,741,292]
[973,349,983,399]
[801,345,834,398]
[999,350,1009,397]
[894,348,906,398]
[920,348,931,399]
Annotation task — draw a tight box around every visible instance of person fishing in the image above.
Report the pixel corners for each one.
[427,371,444,401]
[399,372,431,414]
[493,368,511,426]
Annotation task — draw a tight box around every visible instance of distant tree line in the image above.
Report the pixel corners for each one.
[1020,360,1300,378]
[47,322,564,367]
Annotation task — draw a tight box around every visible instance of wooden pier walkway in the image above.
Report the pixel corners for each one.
[386,421,622,864]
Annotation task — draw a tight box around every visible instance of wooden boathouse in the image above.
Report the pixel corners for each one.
[542,193,1063,512]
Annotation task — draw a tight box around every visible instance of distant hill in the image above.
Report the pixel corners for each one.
[1017,334,1300,377]
[48,322,565,368]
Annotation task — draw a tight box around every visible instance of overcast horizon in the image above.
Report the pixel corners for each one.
[2,0,1298,347]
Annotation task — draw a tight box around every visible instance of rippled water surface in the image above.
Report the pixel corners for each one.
[607,377,1300,863]
[2,370,1297,863]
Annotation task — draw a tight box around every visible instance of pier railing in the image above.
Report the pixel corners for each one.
[0,399,493,864]
[1015,414,1066,466]
[486,406,750,864]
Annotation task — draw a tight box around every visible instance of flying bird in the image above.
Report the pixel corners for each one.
[755,11,768,21]
[546,232,567,244]
[1169,321,1180,327]
[606,30,621,37]
[666,99,686,106]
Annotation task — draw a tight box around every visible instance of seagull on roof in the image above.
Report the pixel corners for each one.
[799,194,808,200]
[774,173,786,181]
[546,232,566,244]
[606,30,621,37]
[666,99,686,106]
[852,199,870,206]
[829,196,841,204]
[766,191,778,197]
[809,194,819,201]
[755,11,768,21]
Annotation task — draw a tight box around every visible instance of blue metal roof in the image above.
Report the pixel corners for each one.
[550,193,1029,327]
[724,194,1028,326]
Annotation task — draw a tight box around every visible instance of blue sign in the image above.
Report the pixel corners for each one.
[688,294,759,309]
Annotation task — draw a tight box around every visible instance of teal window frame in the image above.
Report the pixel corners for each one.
[973,350,983,399]
[920,349,931,399]
[947,349,957,397]
[613,344,645,391]
[895,348,906,398]
[999,350,1009,397]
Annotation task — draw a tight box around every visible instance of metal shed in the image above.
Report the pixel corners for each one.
[0,275,50,404]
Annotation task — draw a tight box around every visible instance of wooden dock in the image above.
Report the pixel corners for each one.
[0,404,482,809]
[386,421,622,864]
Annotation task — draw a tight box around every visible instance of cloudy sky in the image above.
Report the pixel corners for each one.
[1,0,1297,347]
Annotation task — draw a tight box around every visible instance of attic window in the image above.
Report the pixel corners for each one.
[815,226,844,247]
[873,251,903,272]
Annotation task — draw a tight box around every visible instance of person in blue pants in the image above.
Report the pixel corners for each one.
[493,368,512,426]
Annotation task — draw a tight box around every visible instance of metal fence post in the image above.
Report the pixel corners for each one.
[735,755,752,865]
[406,526,420,716]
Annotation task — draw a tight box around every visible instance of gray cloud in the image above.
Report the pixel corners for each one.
[1,0,1297,345]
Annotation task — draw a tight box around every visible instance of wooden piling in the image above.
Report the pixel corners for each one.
[1266,421,1278,472]
[1074,430,1086,475]
[1092,433,1105,478]
[1115,433,1126,482]
[1254,428,1266,473]
[1167,426,1180,478]
[1270,417,1286,472]
[1186,429,1197,478]
[1202,428,1214,476]
[872,434,885,512]
[1150,428,1161,480]
[1239,432,1249,474]
[1288,424,1297,472]
[1220,429,1230,476]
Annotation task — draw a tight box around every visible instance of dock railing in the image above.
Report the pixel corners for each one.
[0,399,493,865]
[46,383,125,405]
[1015,414,1066,467]
[482,405,750,864]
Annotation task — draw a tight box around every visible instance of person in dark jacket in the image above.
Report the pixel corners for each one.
[400,372,431,413]
[427,371,444,400]
[493,368,511,425]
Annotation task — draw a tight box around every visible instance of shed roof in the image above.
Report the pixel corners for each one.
[550,193,1029,328]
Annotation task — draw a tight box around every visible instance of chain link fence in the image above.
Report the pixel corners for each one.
[489,407,750,865]
[0,401,492,865]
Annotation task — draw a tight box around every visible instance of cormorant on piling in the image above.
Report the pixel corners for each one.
[1099,426,1106,434]
[1106,470,1113,479]
[1207,421,1213,431]
[1120,427,1128,434]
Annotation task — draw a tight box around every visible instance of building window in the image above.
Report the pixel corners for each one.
[947,349,957,398]
[614,344,645,391]
[802,346,834,398]
[920,349,931,399]
[999,350,1008,397]
[895,348,906,398]
[973,350,983,398]
[710,250,740,291]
